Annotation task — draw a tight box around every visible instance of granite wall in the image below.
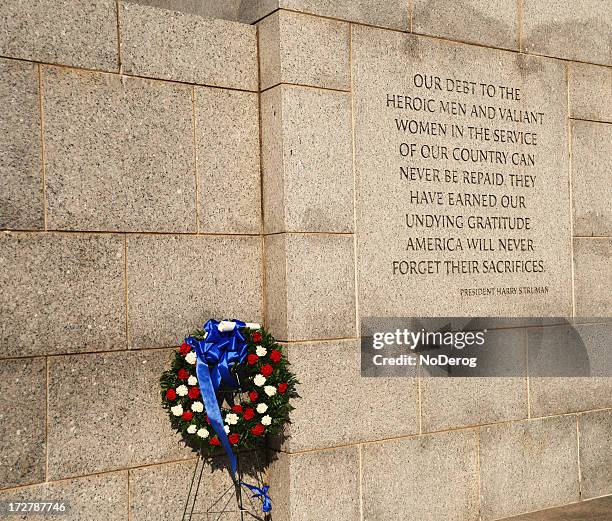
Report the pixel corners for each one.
[0,1,611,521]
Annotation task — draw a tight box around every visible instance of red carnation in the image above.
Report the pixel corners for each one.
[204,415,211,425]
[243,408,255,420]
[278,383,288,394]
[179,342,191,355]
[270,350,282,363]
[248,391,259,402]
[177,368,189,380]
[232,404,243,414]
[187,386,200,399]
[182,411,193,421]
[260,364,273,377]
[165,388,177,400]
[247,354,259,365]
[228,433,240,445]
[252,331,262,343]
[251,423,265,436]
[210,437,220,446]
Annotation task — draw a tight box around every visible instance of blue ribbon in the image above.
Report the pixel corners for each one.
[240,483,272,513]
[186,319,271,513]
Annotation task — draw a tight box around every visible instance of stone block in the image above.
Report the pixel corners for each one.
[479,416,579,520]
[0,358,46,489]
[42,66,196,233]
[47,349,191,480]
[573,239,612,316]
[413,0,518,50]
[500,496,612,521]
[195,87,261,234]
[362,429,479,521]
[261,86,353,233]
[579,409,612,499]
[0,0,118,71]
[129,0,243,22]
[127,234,263,349]
[0,232,125,358]
[264,233,356,341]
[571,121,612,237]
[119,2,258,90]
[0,58,42,230]
[269,447,360,521]
[522,0,611,66]
[568,63,612,122]
[258,10,350,91]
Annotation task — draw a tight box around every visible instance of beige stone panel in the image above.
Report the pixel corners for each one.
[574,238,612,317]
[362,429,479,521]
[42,66,196,233]
[0,358,45,489]
[571,121,612,237]
[0,58,43,230]
[413,0,519,50]
[258,10,350,91]
[352,25,572,317]
[264,233,356,341]
[119,2,258,91]
[479,416,579,520]
[522,0,611,66]
[500,496,612,521]
[195,87,261,234]
[261,86,354,233]
[0,233,125,358]
[276,340,417,451]
[129,0,243,22]
[127,234,263,349]
[568,63,612,123]
[0,0,118,71]
[269,448,360,521]
[0,472,127,520]
[47,349,192,480]
[579,409,612,499]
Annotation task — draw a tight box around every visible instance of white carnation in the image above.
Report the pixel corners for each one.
[225,413,239,425]
[224,425,230,434]
[264,385,277,397]
[185,352,197,365]
[187,424,197,434]
[187,375,198,386]
[254,374,266,387]
[176,385,188,397]
[197,427,209,438]
[256,346,267,357]
[171,404,183,417]
[191,401,204,413]
[261,415,272,426]
[256,403,268,414]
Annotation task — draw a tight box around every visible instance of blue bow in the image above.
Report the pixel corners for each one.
[240,483,272,514]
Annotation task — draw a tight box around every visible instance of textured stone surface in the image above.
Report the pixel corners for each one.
[47,349,191,480]
[0,58,42,230]
[571,121,612,237]
[127,235,263,349]
[574,239,612,316]
[0,0,118,71]
[195,87,261,234]
[269,448,360,521]
[522,0,611,66]
[0,233,125,358]
[264,233,356,341]
[0,358,45,489]
[0,472,127,520]
[352,25,572,317]
[568,63,612,122]
[130,453,266,521]
[413,0,518,50]
[579,409,612,499]
[130,0,243,22]
[120,2,258,91]
[502,496,612,521]
[278,340,417,451]
[479,416,579,520]
[362,429,479,521]
[258,10,350,91]
[43,66,196,233]
[261,86,353,233]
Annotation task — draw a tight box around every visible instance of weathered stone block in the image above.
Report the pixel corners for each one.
[568,63,612,122]
[574,239,612,316]
[579,409,612,499]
